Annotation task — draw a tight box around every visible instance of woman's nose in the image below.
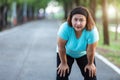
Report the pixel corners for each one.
[76,21,81,25]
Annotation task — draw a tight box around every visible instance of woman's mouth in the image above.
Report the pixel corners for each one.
[76,26,82,29]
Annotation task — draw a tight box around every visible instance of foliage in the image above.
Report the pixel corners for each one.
[56,0,72,5]
[0,0,51,9]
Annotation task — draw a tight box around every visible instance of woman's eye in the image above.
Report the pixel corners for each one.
[79,19,85,22]
[74,18,78,21]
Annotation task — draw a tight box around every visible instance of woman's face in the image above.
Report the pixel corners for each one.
[71,14,86,32]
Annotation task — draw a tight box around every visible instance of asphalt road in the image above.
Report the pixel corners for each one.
[0,19,120,80]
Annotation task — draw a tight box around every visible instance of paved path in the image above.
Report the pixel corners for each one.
[0,19,120,80]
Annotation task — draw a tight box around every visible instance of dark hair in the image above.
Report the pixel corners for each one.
[67,6,95,30]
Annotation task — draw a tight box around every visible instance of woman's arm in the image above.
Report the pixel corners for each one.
[57,37,69,77]
[84,42,98,77]
[58,37,67,64]
[87,42,97,64]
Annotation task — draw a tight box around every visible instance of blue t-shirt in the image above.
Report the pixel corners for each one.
[57,22,99,58]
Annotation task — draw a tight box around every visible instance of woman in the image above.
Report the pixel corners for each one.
[56,6,99,80]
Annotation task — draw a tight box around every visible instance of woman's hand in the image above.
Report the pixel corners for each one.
[84,63,96,77]
[57,63,69,77]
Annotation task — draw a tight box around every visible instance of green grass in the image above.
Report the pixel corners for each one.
[96,23,120,67]
[102,52,120,67]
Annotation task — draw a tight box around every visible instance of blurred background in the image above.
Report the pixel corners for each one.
[0,0,120,68]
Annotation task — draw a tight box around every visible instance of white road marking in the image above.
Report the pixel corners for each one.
[96,53,120,75]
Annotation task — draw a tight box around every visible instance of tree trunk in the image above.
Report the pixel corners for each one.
[89,0,96,22]
[4,5,8,27]
[0,6,3,31]
[23,0,28,22]
[11,2,17,26]
[63,1,69,20]
[74,0,80,6]
[115,5,119,40]
[114,1,119,40]
[62,0,74,20]
[102,0,109,45]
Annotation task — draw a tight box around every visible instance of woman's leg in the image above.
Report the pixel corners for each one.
[76,55,97,80]
[56,53,74,80]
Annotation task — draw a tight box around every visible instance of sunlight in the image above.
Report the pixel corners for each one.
[108,5,116,16]
[45,1,64,19]
[46,1,61,14]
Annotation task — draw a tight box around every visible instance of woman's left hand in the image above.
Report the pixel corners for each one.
[84,63,96,77]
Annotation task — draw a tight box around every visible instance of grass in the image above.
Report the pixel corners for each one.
[96,23,120,67]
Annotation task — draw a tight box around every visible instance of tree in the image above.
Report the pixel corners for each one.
[107,0,120,41]
[74,0,80,7]
[56,0,73,19]
[114,4,119,40]
[0,0,9,30]
[89,0,96,21]
[113,0,120,40]
[101,0,109,45]
[0,0,51,27]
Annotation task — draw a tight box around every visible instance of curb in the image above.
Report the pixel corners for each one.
[95,53,120,75]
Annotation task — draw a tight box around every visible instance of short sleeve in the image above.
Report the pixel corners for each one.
[87,27,99,44]
[57,22,70,40]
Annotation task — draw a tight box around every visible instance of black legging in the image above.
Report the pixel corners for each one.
[56,53,97,80]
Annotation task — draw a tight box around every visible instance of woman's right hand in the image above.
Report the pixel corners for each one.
[57,63,69,77]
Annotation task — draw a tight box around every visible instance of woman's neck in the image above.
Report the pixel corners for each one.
[75,30,82,39]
